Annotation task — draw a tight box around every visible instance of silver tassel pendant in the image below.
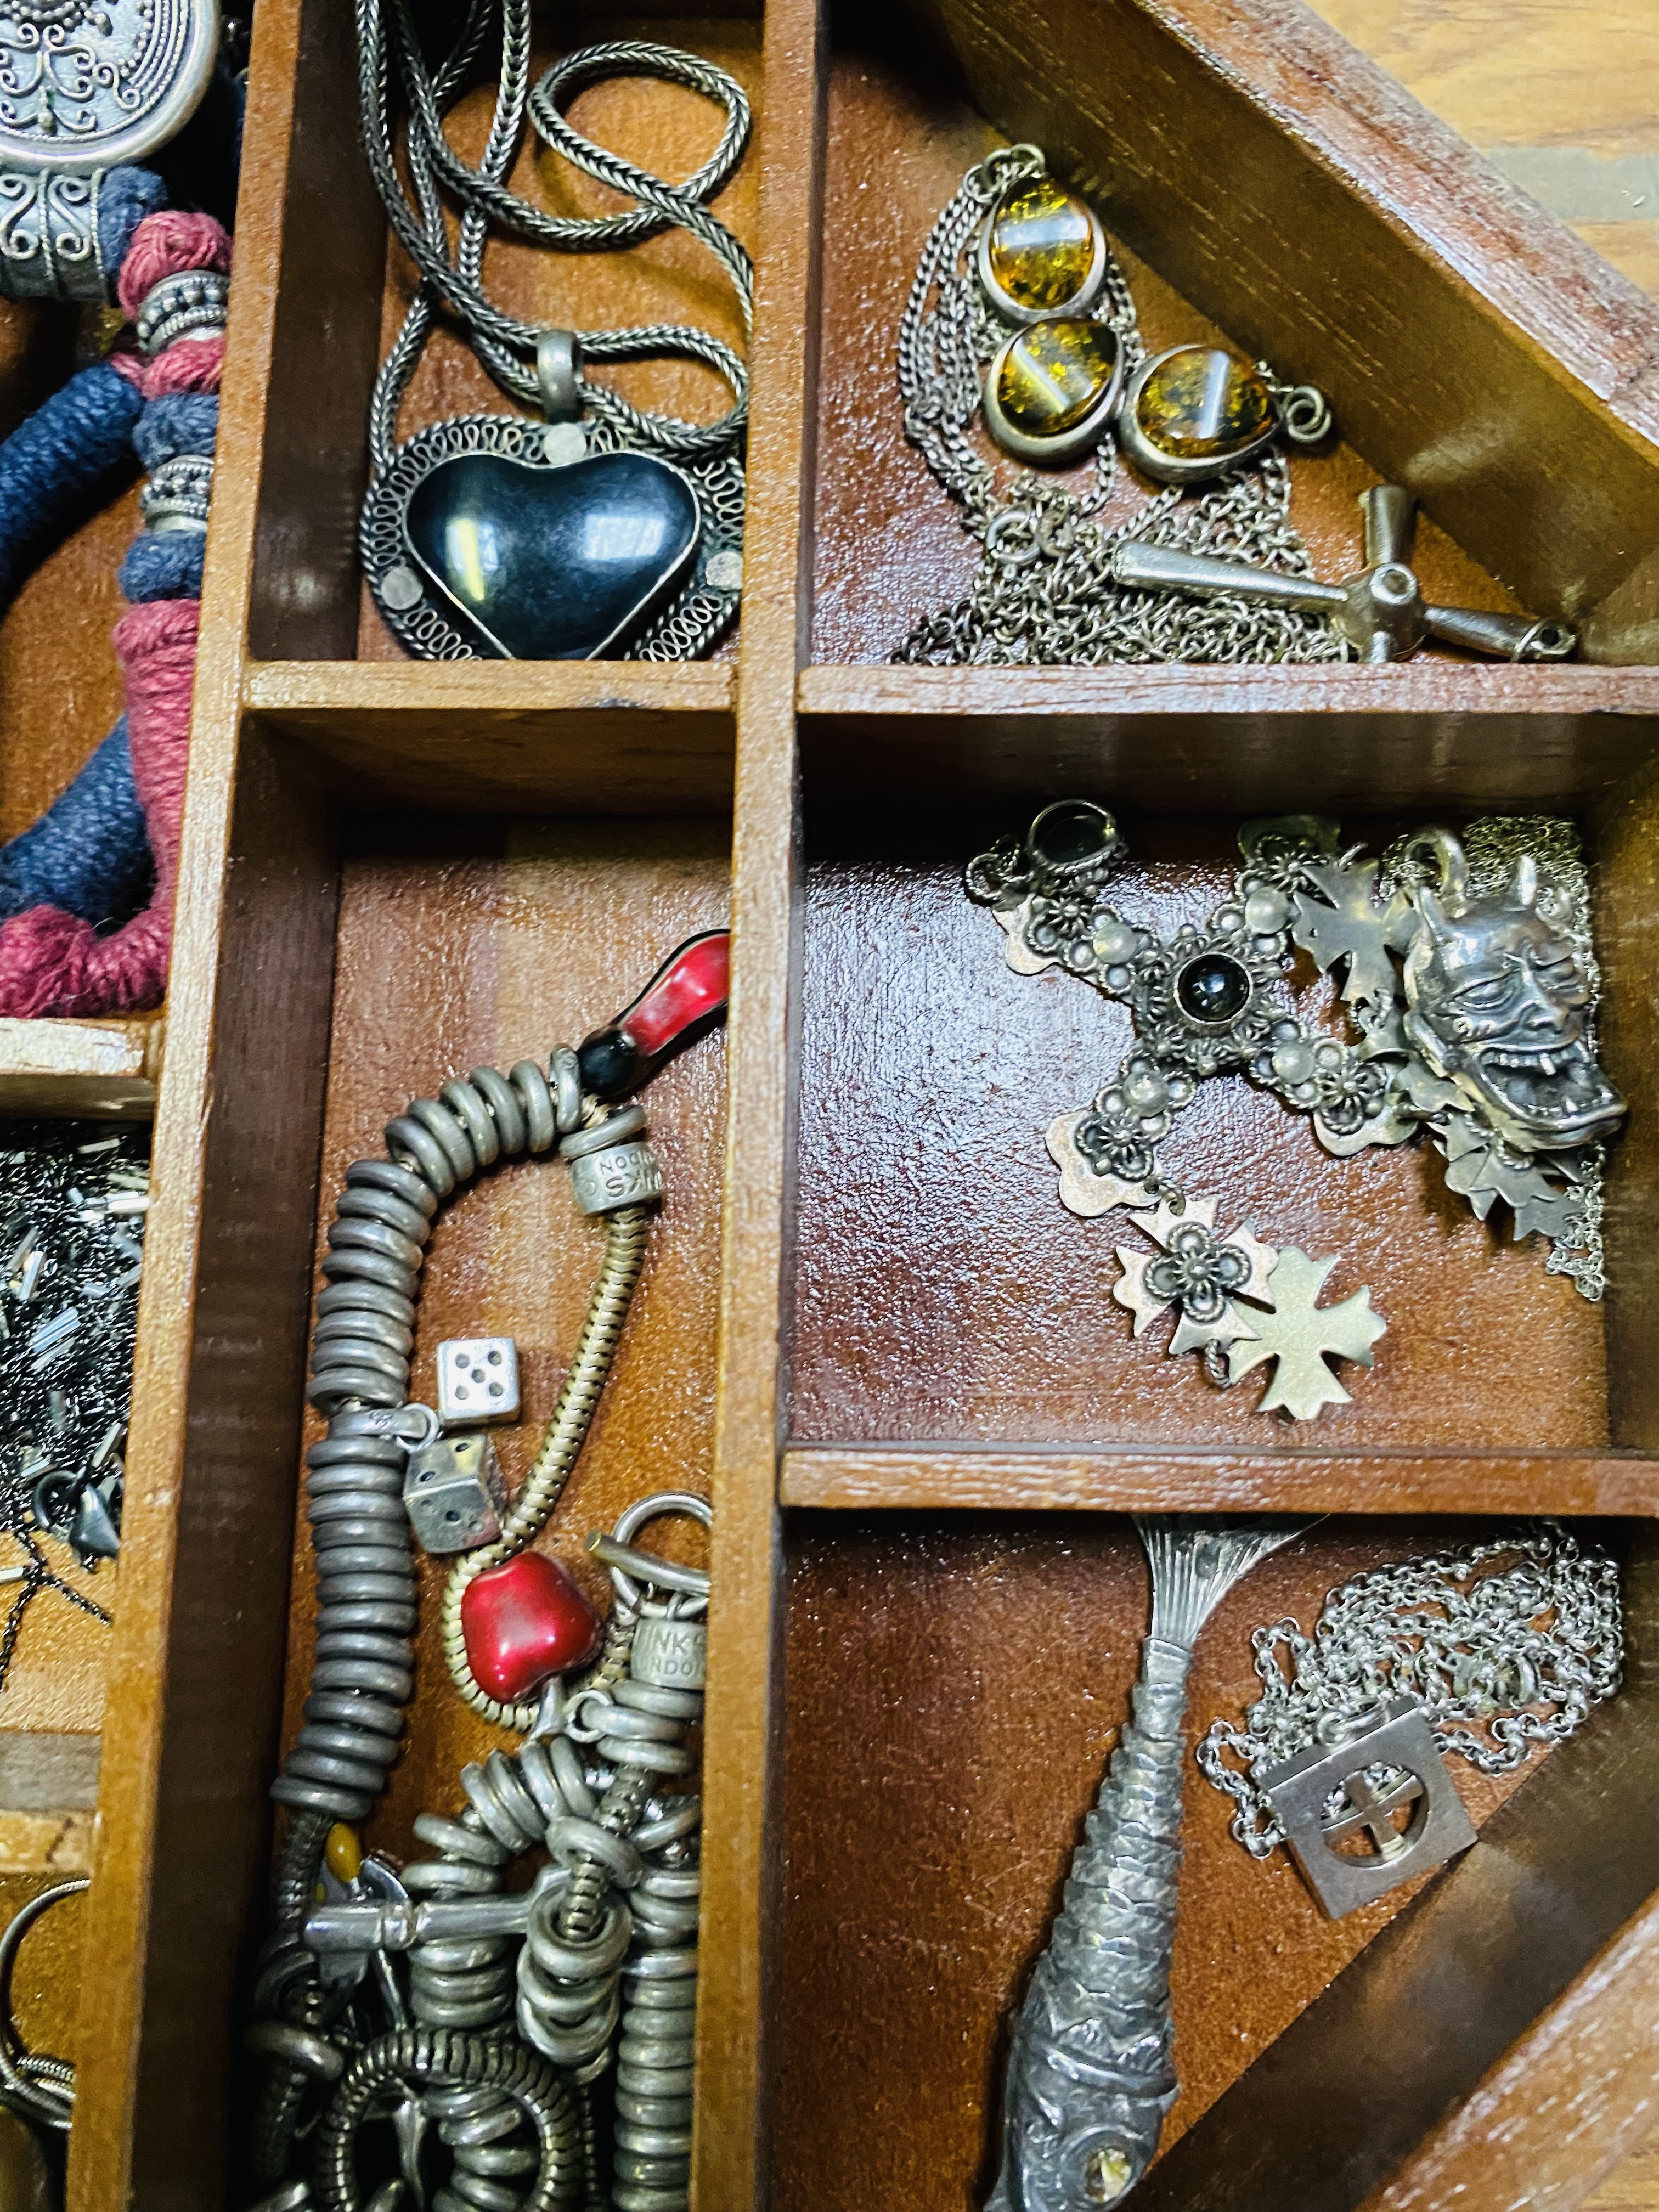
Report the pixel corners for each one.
[989,1517,1313,2212]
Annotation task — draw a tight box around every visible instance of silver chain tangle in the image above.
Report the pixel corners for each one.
[1195,1525,1623,1857]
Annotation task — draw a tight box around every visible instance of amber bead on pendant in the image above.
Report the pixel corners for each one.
[1118,343,1286,483]
[983,317,1124,464]
[977,172,1106,323]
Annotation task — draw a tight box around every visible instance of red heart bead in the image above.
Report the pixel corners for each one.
[461,1551,602,1702]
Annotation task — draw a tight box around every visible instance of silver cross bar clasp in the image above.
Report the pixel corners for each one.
[1112,484,1576,663]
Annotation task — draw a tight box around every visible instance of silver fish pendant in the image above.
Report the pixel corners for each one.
[989,1516,1314,2212]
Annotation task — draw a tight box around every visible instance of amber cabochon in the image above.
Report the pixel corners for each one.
[0,0,1648,2207]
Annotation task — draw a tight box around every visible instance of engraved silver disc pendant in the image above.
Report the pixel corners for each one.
[0,0,221,172]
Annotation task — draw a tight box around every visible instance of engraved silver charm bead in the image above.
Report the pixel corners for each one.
[631,1615,707,1691]
[0,0,220,301]
[1259,1699,1477,1918]
[139,452,213,534]
[568,1141,663,1217]
[436,1336,521,1426]
[134,267,230,356]
[0,167,103,298]
[402,1431,506,1554]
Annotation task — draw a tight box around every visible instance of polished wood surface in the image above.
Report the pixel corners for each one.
[64,0,338,2192]
[780,1446,1659,1516]
[797,663,1659,813]
[695,0,820,2194]
[1308,0,1659,301]
[244,658,736,813]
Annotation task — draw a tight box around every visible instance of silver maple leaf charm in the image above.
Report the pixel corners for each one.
[1226,1249,1387,1420]
[1436,1114,1581,1242]
[1292,857,1417,1009]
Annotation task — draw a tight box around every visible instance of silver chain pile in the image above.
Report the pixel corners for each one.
[895,145,1351,667]
[1195,1525,1622,1857]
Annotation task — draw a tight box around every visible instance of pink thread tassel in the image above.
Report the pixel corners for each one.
[0,600,196,1017]
[0,208,230,1019]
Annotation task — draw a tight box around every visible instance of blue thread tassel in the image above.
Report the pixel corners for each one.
[0,721,152,928]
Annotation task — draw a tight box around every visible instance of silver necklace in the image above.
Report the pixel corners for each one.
[1195,1523,1622,1859]
[968,803,1623,1419]
[356,0,749,662]
[895,144,1344,667]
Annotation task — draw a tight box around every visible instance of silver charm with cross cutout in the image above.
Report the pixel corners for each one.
[1259,1699,1477,1917]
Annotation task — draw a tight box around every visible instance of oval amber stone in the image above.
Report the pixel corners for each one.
[1135,346,1275,458]
[987,174,1096,311]
[995,319,1119,439]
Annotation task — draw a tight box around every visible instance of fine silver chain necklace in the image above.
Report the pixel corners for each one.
[895,144,1347,668]
[1195,1525,1623,1858]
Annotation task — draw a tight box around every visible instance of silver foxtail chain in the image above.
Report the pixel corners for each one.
[356,0,751,661]
[1195,1523,1622,1857]
[895,145,1352,667]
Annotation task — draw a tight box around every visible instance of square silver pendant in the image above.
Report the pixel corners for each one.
[1261,1697,1477,1919]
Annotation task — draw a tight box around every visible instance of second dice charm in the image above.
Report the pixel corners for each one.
[403,1432,507,1554]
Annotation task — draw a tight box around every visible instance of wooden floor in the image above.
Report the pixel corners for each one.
[1305,7,1659,2205]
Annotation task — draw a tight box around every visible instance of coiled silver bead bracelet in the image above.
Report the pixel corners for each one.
[242,935,726,2211]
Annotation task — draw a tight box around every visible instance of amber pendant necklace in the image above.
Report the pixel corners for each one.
[895,144,1343,666]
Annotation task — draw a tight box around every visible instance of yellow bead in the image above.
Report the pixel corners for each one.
[1135,347,1275,459]
[987,174,1095,312]
[994,319,1119,439]
[325,1822,364,1884]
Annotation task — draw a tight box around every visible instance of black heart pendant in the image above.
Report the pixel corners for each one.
[404,447,702,660]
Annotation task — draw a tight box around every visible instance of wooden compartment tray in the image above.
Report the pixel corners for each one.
[7,0,1654,2203]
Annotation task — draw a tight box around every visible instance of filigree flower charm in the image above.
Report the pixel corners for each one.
[1112,1198,1276,1355]
[1111,1200,1386,1418]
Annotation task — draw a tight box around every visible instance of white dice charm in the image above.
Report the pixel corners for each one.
[436,1336,521,1426]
